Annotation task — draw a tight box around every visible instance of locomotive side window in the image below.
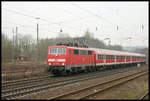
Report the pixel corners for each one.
[88,50,92,55]
[69,49,71,54]
[74,49,79,55]
[80,50,88,55]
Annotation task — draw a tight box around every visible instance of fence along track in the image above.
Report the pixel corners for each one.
[2,66,141,99]
[48,69,148,100]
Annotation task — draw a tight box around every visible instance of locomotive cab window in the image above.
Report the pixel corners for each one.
[74,49,79,55]
[88,50,92,55]
[50,48,66,54]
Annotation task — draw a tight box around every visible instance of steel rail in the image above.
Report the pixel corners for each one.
[48,70,148,99]
[2,67,142,99]
[2,74,52,88]
[140,91,149,100]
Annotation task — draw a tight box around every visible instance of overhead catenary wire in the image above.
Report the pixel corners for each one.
[2,7,86,34]
[71,3,143,35]
[3,5,147,46]
[2,6,114,37]
[2,21,63,40]
[71,3,149,46]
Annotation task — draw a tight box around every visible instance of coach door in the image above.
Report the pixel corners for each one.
[104,55,106,64]
[91,51,95,67]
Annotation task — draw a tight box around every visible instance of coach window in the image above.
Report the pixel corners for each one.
[99,54,101,59]
[106,55,109,59]
[101,55,103,59]
[109,55,111,59]
[108,55,110,59]
[124,56,126,60]
[127,56,130,59]
[74,49,79,55]
[117,56,120,59]
[111,55,113,59]
[112,55,114,59]
[106,55,108,59]
[123,56,125,60]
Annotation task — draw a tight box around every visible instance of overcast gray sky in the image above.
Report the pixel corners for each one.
[2,1,149,47]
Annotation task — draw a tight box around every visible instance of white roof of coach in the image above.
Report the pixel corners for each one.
[90,47,145,57]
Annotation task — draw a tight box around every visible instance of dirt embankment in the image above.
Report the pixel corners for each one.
[2,61,50,81]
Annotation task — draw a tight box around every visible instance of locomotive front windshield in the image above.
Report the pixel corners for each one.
[50,48,66,54]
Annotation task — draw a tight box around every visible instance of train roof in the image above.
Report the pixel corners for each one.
[48,46,145,57]
[90,47,146,57]
[48,45,93,51]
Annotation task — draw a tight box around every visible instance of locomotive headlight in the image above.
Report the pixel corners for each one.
[57,59,66,62]
[48,59,55,62]
[62,63,64,65]
[49,63,51,65]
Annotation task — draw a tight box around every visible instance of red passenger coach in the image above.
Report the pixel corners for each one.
[47,44,146,76]
[92,48,146,70]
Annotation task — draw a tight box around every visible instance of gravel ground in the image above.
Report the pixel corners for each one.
[18,66,148,100]
[86,73,148,99]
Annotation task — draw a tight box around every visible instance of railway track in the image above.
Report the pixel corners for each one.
[2,74,53,90]
[2,66,139,90]
[47,69,148,99]
[140,91,149,100]
[2,66,147,100]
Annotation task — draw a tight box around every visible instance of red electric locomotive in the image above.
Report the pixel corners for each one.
[46,43,146,76]
[47,45,95,75]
